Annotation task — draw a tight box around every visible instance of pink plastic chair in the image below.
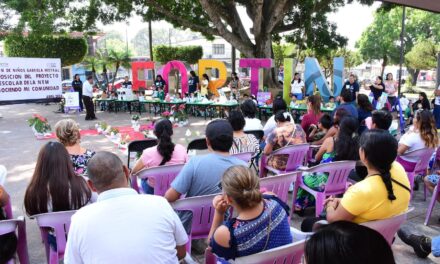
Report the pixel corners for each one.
[260,172,301,204]
[259,144,310,177]
[204,239,305,264]
[130,164,185,196]
[232,151,254,163]
[0,217,29,264]
[397,148,435,197]
[361,209,410,246]
[33,210,76,264]
[171,194,218,254]
[424,181,440,225]
[292,161,356,217]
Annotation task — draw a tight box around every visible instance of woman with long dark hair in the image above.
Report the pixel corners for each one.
[295,116,360,212]
[201,73,210,97]
[290,72,305,100]
[411,92,431,112]
[357,94,373,134]
[262,97,293,137]
[24,142,92,215]
[301,94,322,140]
[71,74,84,111]
[300,129,410,232]
[132,119,188,194]
[240,99,263,131]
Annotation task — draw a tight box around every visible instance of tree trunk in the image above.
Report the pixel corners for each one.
[380,56,388,78]
[407,68,420,86]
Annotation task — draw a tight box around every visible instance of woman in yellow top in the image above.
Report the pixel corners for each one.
[302,129,411,231]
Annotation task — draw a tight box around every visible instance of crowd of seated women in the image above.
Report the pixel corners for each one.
[2,90,438,263]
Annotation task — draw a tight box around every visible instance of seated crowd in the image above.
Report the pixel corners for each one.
[1,91,440,263]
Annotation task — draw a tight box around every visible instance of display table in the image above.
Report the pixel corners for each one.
[185,101,214,120]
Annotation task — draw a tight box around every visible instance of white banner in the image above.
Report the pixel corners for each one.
[64,92,79,108]
[0,57,62,102]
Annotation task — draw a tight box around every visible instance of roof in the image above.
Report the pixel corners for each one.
[377,0,440,13]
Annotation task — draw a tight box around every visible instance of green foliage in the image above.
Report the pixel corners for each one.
[27,114,51,133]
[153,45,203,64]
[405,40,439,70]
[4,35,87,66]
[273,44,297,67]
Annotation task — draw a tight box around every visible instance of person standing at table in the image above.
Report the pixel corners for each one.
[122,76,132,88]
[188,71,200,96]
[82,76,97,121]
[290,72,305,100]
[72,74,84,111]
[154,75,167,91]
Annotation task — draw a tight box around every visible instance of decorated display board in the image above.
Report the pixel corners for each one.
[64,92,79,108]
[257,92,272,106]
[0,57,62,104]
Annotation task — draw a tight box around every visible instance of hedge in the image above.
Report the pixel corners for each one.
[4,35,88,67]
[153,45,203,64]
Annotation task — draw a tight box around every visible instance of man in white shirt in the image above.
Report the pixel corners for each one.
[82,75,97,120]
[64,152,188,264]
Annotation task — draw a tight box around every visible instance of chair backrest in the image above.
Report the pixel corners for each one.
[127,139,158,168]
[187,138,208,153]
[403,148,436,175]
[235,240,305,264]
[271,144,310,171]
[260,172,300,203]
[244,130,264,142]
[131,164,185,195]
[361,209,410,245]
[172,194,217,239]
[0,165,6,185]
[232,151,254,163]
[33,210,76,262]
[0,217,29,264]
[302,161,356,195]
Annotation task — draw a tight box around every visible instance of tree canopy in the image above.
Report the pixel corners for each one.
[405,40,439,71]
[153,45,203,64]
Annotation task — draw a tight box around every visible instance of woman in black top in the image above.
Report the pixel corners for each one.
[369,76,385,101]
[412,92,431,112]
[154,75,167,91]
[71,74,84,111]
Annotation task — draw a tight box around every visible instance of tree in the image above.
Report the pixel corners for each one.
[153,45,203,64]
[6,0,374,88]
[82,56,101,85]
[0,3,13,35]
[131,27,170,57]
[356,9,400,77]
[4,35,87,66]
[107,50,131,91]
[405,40,439,71]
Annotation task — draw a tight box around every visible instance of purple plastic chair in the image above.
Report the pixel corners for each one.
[424,181,440,225]
[0,217,29,264]
[232,151,254,163]
[204,239,305,264]
[259,144,310,177]
[130,164,185,196]
[260,172,301,204]
[2,195,13,219]
[292,161,356,217]
[361,209,410,246]
[33,210,76,264]
[171,194,218,254]
[397,148,435,197]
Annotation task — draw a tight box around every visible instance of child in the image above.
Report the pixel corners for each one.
[325,96,336,109]
[289,94,298,108]
[308,114,332,142]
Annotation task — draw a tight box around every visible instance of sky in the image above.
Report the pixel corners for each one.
[102,1,382,49]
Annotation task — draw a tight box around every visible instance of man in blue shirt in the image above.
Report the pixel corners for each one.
[188,71,200,95]
[341,74,359,103]
[333,89,358,118]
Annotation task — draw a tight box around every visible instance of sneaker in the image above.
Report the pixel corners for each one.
[397,229,431,258]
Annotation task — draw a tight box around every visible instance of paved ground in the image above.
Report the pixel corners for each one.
[0,103,440,263]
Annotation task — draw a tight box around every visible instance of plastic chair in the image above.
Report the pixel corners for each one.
[186,138,208,153]
[260,172,300,204]
[231,151,254,163]
[244,130,264,172]
[205,230,306,264]
[361,209,410,246]
[259,144,310,177]
[171,194,218,254]
[397,148,435,197]
[130,164,185,195]
[424,181,440,225]
[33,210,76,264]
[292,161,356,217]
[127,139,158,168]
[0,217,29,264]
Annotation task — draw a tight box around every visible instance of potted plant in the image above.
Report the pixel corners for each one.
[96,121,108,134]
[28,114,51,138]
[161,111,171,120]
[119,134,131,149]
[109,127,120,139]
[173,104,188,127]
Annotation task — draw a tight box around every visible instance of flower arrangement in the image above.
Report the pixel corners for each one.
[131,115,140,121]
[172,104,188,126]
[109,127,120,135]
[119,134,131,148]
[96,121,108,134]
[161,111,171,119]
[28,114,51,135]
